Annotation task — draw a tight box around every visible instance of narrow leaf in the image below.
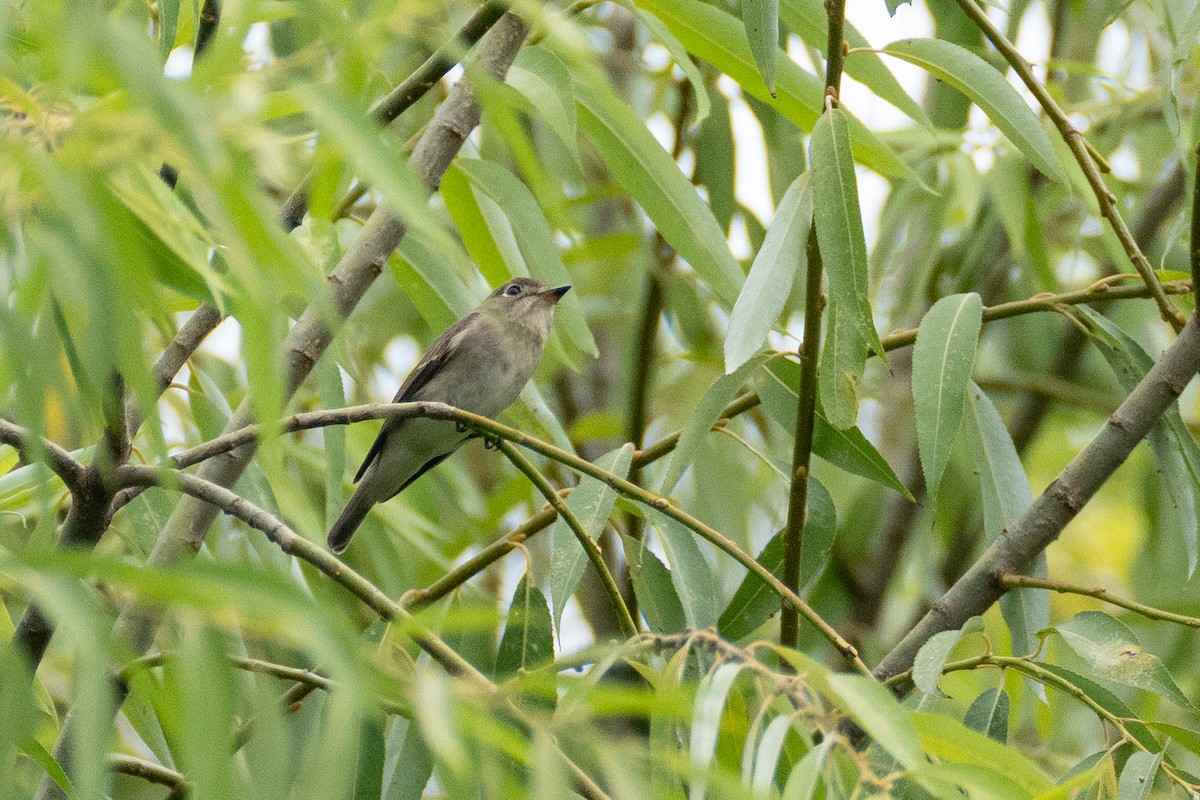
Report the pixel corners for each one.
[506,47,579,156]
[652,512,719,628]
[781,739,832,800]
[964,687,1010,743]
[882,39,1064,181]
[633,8,712,125]
[742,0,779,93]
[624,534,688,633]
[725,173,813,373]
[1117,751,1162,800]
[912,616,984,696]
[689,663,747,800]
[495,577,555,678]
[822,674,923,770]
[912,293,983,509]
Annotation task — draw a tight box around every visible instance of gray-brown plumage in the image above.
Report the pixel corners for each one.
[328,277,569,553]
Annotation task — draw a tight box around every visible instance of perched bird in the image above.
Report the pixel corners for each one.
[328,277,570,553]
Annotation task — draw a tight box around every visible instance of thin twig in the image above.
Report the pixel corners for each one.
[110,754,187,791]
[999,574,1200,628]
[0,420,86,489]
[496,441,638,637]
[1191,141,1200,319]
[952,0,1185,331]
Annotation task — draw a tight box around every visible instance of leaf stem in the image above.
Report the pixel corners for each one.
[998,574,1200,628]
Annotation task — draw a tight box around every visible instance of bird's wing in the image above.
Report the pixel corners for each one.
[352,312,479,483]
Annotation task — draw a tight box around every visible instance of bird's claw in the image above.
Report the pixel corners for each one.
[483,435,501,451]
[455,421,469,434]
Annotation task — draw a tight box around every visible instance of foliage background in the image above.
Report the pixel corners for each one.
[3,0,1200,797]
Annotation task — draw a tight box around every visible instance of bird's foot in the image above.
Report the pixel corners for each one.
[455,421,470,434]
[483,435,501,451]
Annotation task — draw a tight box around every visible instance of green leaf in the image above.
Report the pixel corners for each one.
[750,713,794,796]
[158,0,180,62]
[624,534,688,633]
[717,477,835,640]
[781,739,832,799]
[758,359,912,498]
[382,718,434,800]
[725,173,813,373]
[912,616,983,697]
[20,738,73,795]
[495,576,555,678]
[886,0,912,14]
[908,762,1033,800]
[633,0,924,183]
[811,107,888,428]
[1075,306,1200,576]
[909,710,1052,794]
[506,47,579,158]
[778,0,930,127]
[651,512,718,628]
[352,716,387,800]
[882,39,1064,182]
[632,8,712,125]
[456,158,598,357]
[912,293,983,508]
[1117,751,1161,800]
[1052,611,1195,711]
[1145,721,1200,758]
[695,91,736,233]
[689,662,747,799]
[742,0,779,93]
[963,383,1048,662]
[964,687,1010,744]
[574,78,744,305]
[1038,664,1161,752]
[821,674,922,770]
[549,444,635,628]
[317,353,347,532]
[660,354,770,493]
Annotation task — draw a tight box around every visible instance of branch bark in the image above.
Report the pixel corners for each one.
[874,316,1200,686]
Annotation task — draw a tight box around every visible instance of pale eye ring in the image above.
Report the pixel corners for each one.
[505,285,522,297]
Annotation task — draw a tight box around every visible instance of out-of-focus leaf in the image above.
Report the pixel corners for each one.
[725,174,813,373]
[695,90,736,233]
[689,663,746,800]
[1117,751,1162,800]
[382,718,434,800]
[159,0,180,62]
[778,0,930,126]
[507,47,579,157]
[456,158,598,357]
[495,576,555,678]
[912,293,982,509]
[317,354,347,531]
[912,616,983,696]
[651,512,718,628]
[660,354,769,493]
[964,687,1010,743]
[759,359,912,498]
[352,716,387,800]
[624,534,688,633]
[549,444,634,628]
[442,164,510,287]
[882,39,1064,181]
[820,674,922,769]
[1051,611,1195,711]
[963,384,1048,665]
[574,77,744,305]
[909,711,1052,794]
[635,0,925,183]
[781,738,831,799]
[750,713,793,796]
[742,0,779,93]
[909,761,1032,800]
[717,477,834,640]
[632,8,712,125]
[1076,306,1200,575]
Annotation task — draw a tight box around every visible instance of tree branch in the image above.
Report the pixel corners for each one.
[110,754,187,792]
[874,316,1200,686]
[999,574,1200,628]
[953,0,1185,331]
[0,420,86,490]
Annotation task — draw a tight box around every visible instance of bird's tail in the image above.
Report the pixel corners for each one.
[328,484,375,554]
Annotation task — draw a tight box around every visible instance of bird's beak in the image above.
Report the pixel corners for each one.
[542,285,571,304]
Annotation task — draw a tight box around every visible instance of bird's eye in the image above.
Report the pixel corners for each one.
[505,285,522,297]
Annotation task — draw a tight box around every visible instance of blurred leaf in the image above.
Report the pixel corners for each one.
[317,354,347,531]
[909,710,1052,794]
[456,158,598,357]
[20,739,72,795]
[624,534,688,633]
[632,8,712,125]
[651,512,718,628]
[383,718,434,800]
[549,444,634,628]
[507,46,580,159]
[912,616,983,697]
[821,674,922,769]
[635,0,926,182]
[750,712,794,796]
[352,716,387,800]
[912,293,982,509]
[442,164,510,287]
[725,173,813,373]
[882,39,1064,182]
[689,662,747,799]
[1051,611,1195,711]
[781,738,831,799]
[695,90,736,233]
[1116,751,1161,800]
[574,77,744,305]
[495,576,555,678]
[964,687,1010,744]
[742,0,779,93]
[159,0,180,62]
[812,106,888,428]
[963,384,1049,665]
[908,761,1032,800]
[661,354,769,493]
[717,477,834,640]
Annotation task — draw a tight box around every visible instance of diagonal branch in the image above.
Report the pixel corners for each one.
[874,316,1200,687]
[952,0,1185,332]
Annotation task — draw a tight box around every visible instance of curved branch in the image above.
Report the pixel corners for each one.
[874,317,1200,686]
[0,420,86,490]
[999,574,1200,628]
[110,754,187,791]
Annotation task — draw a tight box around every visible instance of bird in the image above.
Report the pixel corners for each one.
[328,277,570,553]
